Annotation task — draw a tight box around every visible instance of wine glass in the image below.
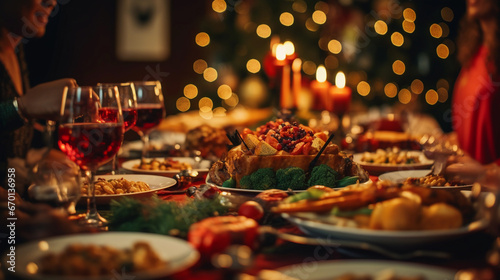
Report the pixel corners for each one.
[97,82,138,174]
[130,81,165,160]
[58,86,124,227]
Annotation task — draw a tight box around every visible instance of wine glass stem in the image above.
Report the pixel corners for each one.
[141,133,150,159]
[111,155,119,175]
[84,169,107,225]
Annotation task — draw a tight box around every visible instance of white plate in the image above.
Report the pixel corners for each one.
[283,212,488,250]
[81,174,177,204]
[206,174,371,194]
[353,151,433,176]
[379,169,473,189]
[122,157,211,177]
[3,232,199,280]
[269,259,456,280]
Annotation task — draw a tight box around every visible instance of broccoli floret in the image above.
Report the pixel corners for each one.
[308,164,338,188]
[222,177,236,189]
[239,168,276,190]
[276,167,306,190]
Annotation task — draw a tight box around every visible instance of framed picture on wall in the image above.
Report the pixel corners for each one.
[116,0,170,61]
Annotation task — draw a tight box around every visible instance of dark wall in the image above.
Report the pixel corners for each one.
[24,0,208,116]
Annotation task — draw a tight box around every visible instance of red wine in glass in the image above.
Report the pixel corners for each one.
[132,104,164,134]
[58,123,123,169]
[99,107,137,131]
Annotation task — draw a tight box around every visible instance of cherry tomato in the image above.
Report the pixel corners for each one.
[238,201,264,222]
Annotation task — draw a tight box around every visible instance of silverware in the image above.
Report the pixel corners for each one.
[259,226,451,260]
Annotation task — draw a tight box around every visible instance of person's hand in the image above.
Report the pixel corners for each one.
[17,78,78,121]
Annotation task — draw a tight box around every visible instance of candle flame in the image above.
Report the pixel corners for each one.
[292,58,302,72]
[284,41,295,56]
[335,71,346,88]
[316,65,327,83]
[276,44,286,61]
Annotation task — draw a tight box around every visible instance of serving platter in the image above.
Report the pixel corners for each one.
[122,157,211,177]
[352,151,433,176]
[270,259,456,280]
[378,169,473,189]
[282,212,488,250]
[80,174,176,204]
[3,232,199,280]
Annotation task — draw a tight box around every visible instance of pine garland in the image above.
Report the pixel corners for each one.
[109,195,229,238]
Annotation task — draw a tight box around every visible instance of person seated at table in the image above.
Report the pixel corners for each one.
[0,0,78,193]
[446,0,500,185]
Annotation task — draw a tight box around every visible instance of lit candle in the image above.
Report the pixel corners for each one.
[276,44,292,109]
[310,65,331,111]
[329,71,352,115]
[292,58,302,108]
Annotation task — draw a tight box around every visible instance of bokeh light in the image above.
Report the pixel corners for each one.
[280,12,294,26]
[328,39,342,54]
[439,22,450,37]
[437,78,449,90]
[441,7,454,22]
[183,84,198,99]
[425,89,439,105]
[302,60,317,75]
[392,60,405,75]
[199,97,214,111]
[305,18,319,32]
[374,20,388,35]
[436,44,449,59]
[224,93,239,107]
[403,8,416,22]
[429,23,443,38]
[256,24,271,38]
[213,107,227,117]
[410,79,424,94]
[212,0,227,13]
[176,97,190,112]
[437,88,448,103]
[312,10,327,25]
[217,84,233,100]
[391,32,404,47]
[384,83,398,98]
[402,20,415,33]
[203,67,218,82]
[357,81,370,96]
[284,41,295,55]
[398,88,412,104]
[195,32,210,47]
[246,59,261,73]
[292,0,307,13]
[193,59,208,74]
[315,1,329,13]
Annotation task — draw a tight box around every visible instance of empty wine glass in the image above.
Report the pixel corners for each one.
[58,86,124,227]
[97,82,138,174]
[129,81,165,160]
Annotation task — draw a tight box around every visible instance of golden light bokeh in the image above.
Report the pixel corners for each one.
[280,12,294,26]
[384,83,398,98]
[224,93,239,107]
[203,67,218,82]
[195,32,210,47]
[312,10,327,25]
[403,8,416,22]
[315,1,329,13]
[436,44,449,59]
[302,60,317,75]
[305,18,319,32]
[437,78,449,90]
[213,107,227,117]
[357,81,371,96]
[246,59,261,73]
[437,88,448,103]
[410,79,424,94]
[398,88,412,104]
[176,97,190,112]
[292,0,307,13]
[439,22,450,37]
[429,23,443,38]
[402,20,415,33]
[199,109,213,120]
[256,24,271,38]
[284,41,295,55]
[212,0,227,13]
[425,89,439,105]
[199,97,214,111]
[391,32,404,47]
[183,84,198,99]
[392,60,405,75]
[193,59,208,74]
[374,20,388,35]
[217,84,233,100]
[441,7,454,22]
[325,55,338,69]
[328,39,342,54]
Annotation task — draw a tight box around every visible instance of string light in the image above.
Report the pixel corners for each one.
[429,23,442,38]
[212,0,227,13]
[425,89,439,105]
[410,79,424,94]
[256,24,271,38]
[392,60,406,75]
[183,84,198,99]
[402,20,415,33]
[384,83,398,98]
[436,44,449,59]
[193,59,208,74]
[280,12,294,26]
[312,10,327,25]
[195,32,210,47]
[398,88,412,104]
[391,32,404,47]
[403,8,416,22]
[217,84,233,100]
[357,81,370,96]
[328,39,342,54]
[176,97,190,112]
[374,20,388,35]
[246,59,261,73]
[203,67,218,82]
